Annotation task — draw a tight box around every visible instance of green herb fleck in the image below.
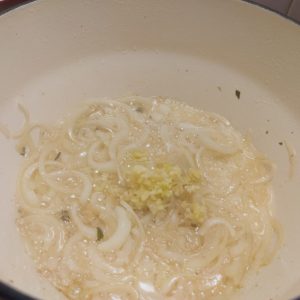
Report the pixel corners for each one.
[54,152,61,161]
[60,210,70,223]
[19,146,26,156]
[235,90,241,99]
[135,106,144,113]
[97,227,104,241]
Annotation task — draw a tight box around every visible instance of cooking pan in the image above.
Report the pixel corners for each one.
[0,1,299,299]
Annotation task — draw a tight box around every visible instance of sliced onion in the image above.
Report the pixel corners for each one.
[98,206,131,252]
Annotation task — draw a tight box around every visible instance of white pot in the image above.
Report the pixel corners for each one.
[0,1,299,299]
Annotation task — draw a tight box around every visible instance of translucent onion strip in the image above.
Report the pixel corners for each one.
[21,163,40,206]
[20,214,65,254]
[47,170,92,203]
[70,205,97,240]
[87,141,117,172]
[121,200,145,264]
[12,103,30,138]
[98,206,132,252]
[179,122,241,154]
[198,217,236,237]
[87,245,125,275]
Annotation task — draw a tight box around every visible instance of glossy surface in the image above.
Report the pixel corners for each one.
[0,1,299,299]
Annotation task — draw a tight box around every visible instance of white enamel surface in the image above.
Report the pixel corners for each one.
[0,1,299,299]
